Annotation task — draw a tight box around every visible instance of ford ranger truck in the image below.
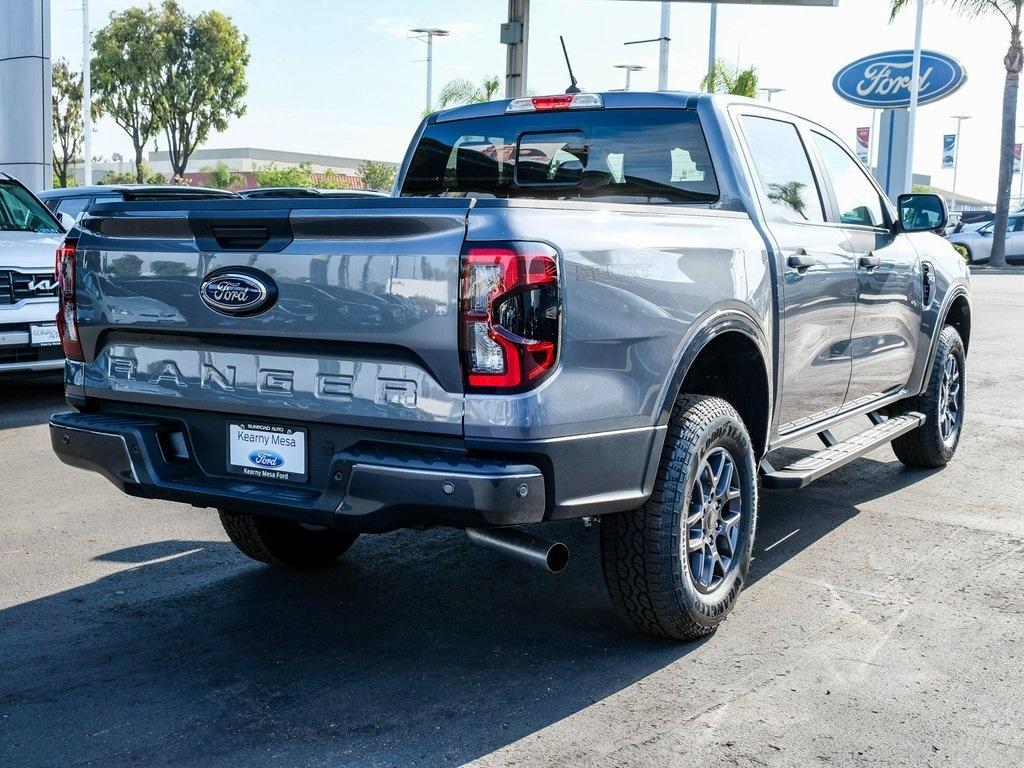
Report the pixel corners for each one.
[49,93,971,641]
[0,173,66,375]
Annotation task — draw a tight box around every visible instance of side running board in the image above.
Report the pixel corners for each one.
[761,412,925,490]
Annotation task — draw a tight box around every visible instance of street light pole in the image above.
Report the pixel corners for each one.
[904,0,925,194]
[950,115,970,213]
[614,64,645,91]
[82,0,91,185]
[758,87,784,103]
[411,27,449,113]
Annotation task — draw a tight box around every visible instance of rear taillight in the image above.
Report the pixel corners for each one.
[55,239,84,361]
[460,242,560,392]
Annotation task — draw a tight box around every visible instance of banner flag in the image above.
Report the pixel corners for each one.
[856,127,870,164]
[942,134,957,170]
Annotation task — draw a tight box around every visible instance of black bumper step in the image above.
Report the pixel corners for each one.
[762,412,925,489]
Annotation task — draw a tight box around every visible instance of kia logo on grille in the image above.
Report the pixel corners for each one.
[200,269,277,316]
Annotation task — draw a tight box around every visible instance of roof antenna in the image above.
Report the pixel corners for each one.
[560,36,581,94]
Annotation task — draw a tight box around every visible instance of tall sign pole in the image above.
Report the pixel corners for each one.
[950,115,970,212]
[82,0,92,185]
[904,0,924,193]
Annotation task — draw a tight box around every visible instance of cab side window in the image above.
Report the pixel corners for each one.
[812,133,888,228]
[740,116,824,224]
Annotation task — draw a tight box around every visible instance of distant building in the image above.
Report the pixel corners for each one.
[71,147,398,189]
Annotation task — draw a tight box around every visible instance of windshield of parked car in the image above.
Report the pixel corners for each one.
[0,181,62,233]
[402,108,719,204]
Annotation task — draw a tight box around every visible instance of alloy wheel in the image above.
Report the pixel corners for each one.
[685,447,743,593]
[939,351,963,444]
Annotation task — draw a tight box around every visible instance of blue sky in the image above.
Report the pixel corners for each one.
[52,0,1007,200]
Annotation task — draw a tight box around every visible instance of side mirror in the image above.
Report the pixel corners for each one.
[897,193,948,234]
[58,211,77,231]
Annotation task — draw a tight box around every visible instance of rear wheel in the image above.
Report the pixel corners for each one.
[600,395,758,641]
[891,325,966,468]
[218,510,358,569]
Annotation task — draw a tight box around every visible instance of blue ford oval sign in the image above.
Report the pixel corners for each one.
[200,270,277,316]
[833,50,966,108]
[248,449,285,468]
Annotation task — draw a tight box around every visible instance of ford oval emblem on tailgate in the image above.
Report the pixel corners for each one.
[200,269,277,316]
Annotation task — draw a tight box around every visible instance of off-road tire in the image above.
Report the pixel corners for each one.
[600,395,758,641]
[218,510,358,569]
[891,325,966,468]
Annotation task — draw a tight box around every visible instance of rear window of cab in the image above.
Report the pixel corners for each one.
[402,109,719,205]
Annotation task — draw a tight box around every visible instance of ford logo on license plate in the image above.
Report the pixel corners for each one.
[248,449,285,468]
[200,269,277,316]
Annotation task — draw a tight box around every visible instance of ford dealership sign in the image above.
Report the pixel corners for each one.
[833,50,966,108]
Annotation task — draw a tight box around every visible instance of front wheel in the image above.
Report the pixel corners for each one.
[600,395,758,641]
[891,325,966,468]
[219,510,358,569]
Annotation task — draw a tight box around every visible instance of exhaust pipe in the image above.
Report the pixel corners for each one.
[466,527,570,573]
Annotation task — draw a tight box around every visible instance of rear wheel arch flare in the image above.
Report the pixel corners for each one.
[671,325,771,458]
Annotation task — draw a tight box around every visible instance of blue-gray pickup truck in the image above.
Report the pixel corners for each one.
[50,92,971,640]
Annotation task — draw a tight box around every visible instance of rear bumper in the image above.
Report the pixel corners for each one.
[49,411,546,532]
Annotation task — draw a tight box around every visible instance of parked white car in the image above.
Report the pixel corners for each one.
[948,214,1024,265]
[0,173,66,375]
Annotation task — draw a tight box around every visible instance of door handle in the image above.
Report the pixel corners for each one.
[787,249,818,271]
[859,253,881,270]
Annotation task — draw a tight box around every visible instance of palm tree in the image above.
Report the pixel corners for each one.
[892,0,1022,268]
[701,59,759,98]
[437,76,502,109]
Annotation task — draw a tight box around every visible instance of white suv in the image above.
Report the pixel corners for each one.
[0,174,66,375]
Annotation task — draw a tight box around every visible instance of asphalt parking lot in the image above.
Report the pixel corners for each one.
[2,272,1022,768]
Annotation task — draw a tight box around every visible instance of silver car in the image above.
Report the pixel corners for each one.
[949,214,1024,264]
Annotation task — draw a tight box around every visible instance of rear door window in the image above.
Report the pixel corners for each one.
[402,109,718,204]
[739,115,825,224]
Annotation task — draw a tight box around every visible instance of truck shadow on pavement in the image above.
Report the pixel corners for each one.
[0,376,66,431]
[0,457,937,768]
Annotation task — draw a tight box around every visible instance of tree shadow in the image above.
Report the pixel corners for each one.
[0,453,938,768]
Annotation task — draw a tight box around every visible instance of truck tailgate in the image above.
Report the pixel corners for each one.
[71,199,470,435]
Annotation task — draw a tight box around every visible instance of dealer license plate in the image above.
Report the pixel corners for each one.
[227,422,307,482]
[30,323,61,346]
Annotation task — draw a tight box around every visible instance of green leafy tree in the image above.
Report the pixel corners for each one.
[91,6,163,183]
[701,59,759,98]
[318,169,348,190]
[358,160,397,192]
[253,162,314,188]
[154,1,250,179]
[52,59,93,188]
[892,0,1022,268]
[202,162,245,189]
[437,75,502,109]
